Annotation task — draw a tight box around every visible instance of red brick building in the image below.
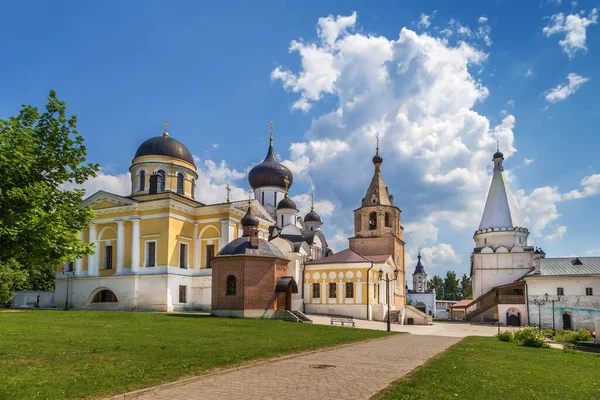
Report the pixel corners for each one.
[211,204,297,318]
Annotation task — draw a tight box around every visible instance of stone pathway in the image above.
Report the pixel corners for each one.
[132,334,459,400]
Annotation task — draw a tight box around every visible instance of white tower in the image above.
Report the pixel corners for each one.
[471,147,534,299]
[412,249,427,293]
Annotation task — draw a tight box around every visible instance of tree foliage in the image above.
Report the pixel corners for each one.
[429,272,472,301]
[459,273,472,300]
[443,271,460,301]
[0,260,27,304]
[0,90,98,296]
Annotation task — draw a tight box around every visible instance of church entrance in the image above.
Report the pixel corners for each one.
[275,276,298,312]
[506,313,520,326]
[563,313,572,330]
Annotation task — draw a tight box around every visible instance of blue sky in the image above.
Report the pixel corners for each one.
[2,0,599,280]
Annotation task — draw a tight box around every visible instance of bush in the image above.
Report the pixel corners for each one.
[514,327,546,348]
[575,328,593,342]
[496,330,514,342]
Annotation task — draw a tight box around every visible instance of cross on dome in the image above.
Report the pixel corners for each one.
[163,120,169,137]
[225,183,231,203]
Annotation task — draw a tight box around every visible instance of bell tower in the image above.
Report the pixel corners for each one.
[349,138,405,303]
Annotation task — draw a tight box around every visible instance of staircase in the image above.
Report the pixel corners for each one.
[271,310,313,323]
[465,283,526,322]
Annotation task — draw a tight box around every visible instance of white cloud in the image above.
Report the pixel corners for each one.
[419,243,460,267]
[418,13,432,28]
[404,220,439,244]
[523,158,535,166]
[563,173,600,199]
[212,144,219,148]
[478,16,488,24]
[525,68,533,77]
[282,139,350,178]
[543,8,598,58]
[194,158,247,204]
[291,193,335,218]
[545,73,589,103]
[585,249,600,255]
[61,169,131,198]
[545,225,567,241]
[317,11,357,48]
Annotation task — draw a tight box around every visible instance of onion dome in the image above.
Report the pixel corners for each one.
[276,196,297,211]
[134,135,194,165]
[248,138,293,189]
[373,134,383,164]
[493,150,504,160]
[304,209,322,223]
[241,205,259,227]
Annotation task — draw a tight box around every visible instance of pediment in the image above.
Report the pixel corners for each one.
[81,190,136,210]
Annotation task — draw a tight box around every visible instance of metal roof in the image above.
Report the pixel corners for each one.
[478,162,524,230]
[526,257,600,277]
[306,249,391,265]
[134,136,195,164]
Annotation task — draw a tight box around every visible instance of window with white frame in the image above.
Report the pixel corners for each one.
[145,241,156,267]
[179,242,188,269]
[312,283,320,298]
[179,285,187,303]
[557,287,564,296]
[176,173,184,194]
[586,287,593,296]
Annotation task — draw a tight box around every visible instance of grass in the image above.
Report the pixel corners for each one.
[0,310,390,400]
[377,336,600,400]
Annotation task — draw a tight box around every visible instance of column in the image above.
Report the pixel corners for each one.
[75,231,83,277]
[116,219,125,274]
[131,218,140,273]
[88,223,97,276]
[193,222,200,270]
[356,280,362,304]
[220,219,231,251]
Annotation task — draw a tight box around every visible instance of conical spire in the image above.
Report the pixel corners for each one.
[478,147,524,230]
[362,137,393,207]
[413,249,426,275]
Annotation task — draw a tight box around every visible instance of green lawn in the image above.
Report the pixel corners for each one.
[0,310,390,400]
[377,336,600,400]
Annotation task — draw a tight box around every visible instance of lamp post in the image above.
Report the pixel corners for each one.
[544,293,561,335]
[379,267,400,332]
[532,297,546,331]
[63,267,74,311]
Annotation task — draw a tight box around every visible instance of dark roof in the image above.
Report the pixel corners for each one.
[275,276,298,293]
[248,144,294,189]
[493,150,504,159]
[216,236,285,258]
[304,209,322,223]
[276,196,297,211]
[134,136,194,164]
[372,153,383,164]
[525,257,600,277]
[241,206,259,227]
[413,254,426,275]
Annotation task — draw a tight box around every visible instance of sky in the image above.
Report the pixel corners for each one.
[1,0,599,281]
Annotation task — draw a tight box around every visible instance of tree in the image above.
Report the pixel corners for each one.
[430,275,445,300]
[443,271,460,301]
[459,273,472,300]
[0,260,27,304]
[0,90,98,298]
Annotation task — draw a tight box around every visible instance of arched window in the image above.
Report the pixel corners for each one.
[177,173,184,194]
[369,212,377,230]
[139,170,146,191]
[92,289,118,303]
[226,275,237,296]
[157,170,166,191]
[191,179,195,199]
[385,212,391,228]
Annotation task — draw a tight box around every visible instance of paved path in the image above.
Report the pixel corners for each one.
[133,334,459,400]
[308,314,510,337]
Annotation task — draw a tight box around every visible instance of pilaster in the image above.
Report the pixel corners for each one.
[116,219,125,274]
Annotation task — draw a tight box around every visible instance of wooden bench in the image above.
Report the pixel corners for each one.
[330,317,355,327]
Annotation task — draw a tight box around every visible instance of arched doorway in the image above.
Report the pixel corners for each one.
[562,313,572,330]
[506,307,521,326]
[415,301,427,314]
[275,276,298,311]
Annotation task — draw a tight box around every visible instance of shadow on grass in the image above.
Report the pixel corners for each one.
[164,313,212,319]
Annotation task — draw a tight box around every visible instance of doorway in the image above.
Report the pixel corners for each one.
[562,313,572,330]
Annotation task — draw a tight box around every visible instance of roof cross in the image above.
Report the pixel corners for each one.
[163,120,169,137]
[269,121,274,146]
[376,133,380,155]
[311,191,315,211]
[247,189,253,206]
[283,175,290,197]
[225,183,231,203]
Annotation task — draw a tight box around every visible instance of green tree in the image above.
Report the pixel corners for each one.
[0,260,27,304]
[0,90,98,298]
[459,273,472,300]
[430,275,445,300]
[443,271,460,300]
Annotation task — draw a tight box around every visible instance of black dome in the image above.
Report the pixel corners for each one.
[217,236,286,258]
[304,209,322,223]
[493,151,504,160]
[134,136,195,165]
[277,196,297,211]
[241,206,259,227]
[372,154,383,164]
[248,145,293,189]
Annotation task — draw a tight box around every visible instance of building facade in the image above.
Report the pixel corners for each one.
[406,251,436,317]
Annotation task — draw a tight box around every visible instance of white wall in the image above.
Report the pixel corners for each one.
[407,292,436,317]
[472,250,534,298]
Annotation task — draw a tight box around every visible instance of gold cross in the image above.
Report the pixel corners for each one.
[163,120,169,137]
[311,191,315,211]
[225,183,231,203]
[283,175,290,196]
[269,121,274,145]
[376,133,380,155]
[247,189,253,206]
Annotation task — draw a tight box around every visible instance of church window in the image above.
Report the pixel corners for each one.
[145,241,156,267]
[177,173,184,194]
[369,212,377,230]
[92,289,117,303]
[385,213,391,228]
[484,238,487,245]
[557,287,564,296]
[139,170,146,191]
[345,282,354,298]
[157,170,166,191]
[262,192,265,205]
[67,261,74,272]
[179,243,188,269]
[329,283,337,298]
[281,215,284,227]
[191,179,195,199]
[312,283,320,298]
[206,244,215,268]
[586,287,593,296]
[226,275,237,296]
[274,192,277,205]
[179,285,187,303]
[104,245,113,270]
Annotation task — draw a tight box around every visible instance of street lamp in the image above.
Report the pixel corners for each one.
[544,292,562,335]
[379,267,400,332]
[63,267,75,311]
[532,297,546,331]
